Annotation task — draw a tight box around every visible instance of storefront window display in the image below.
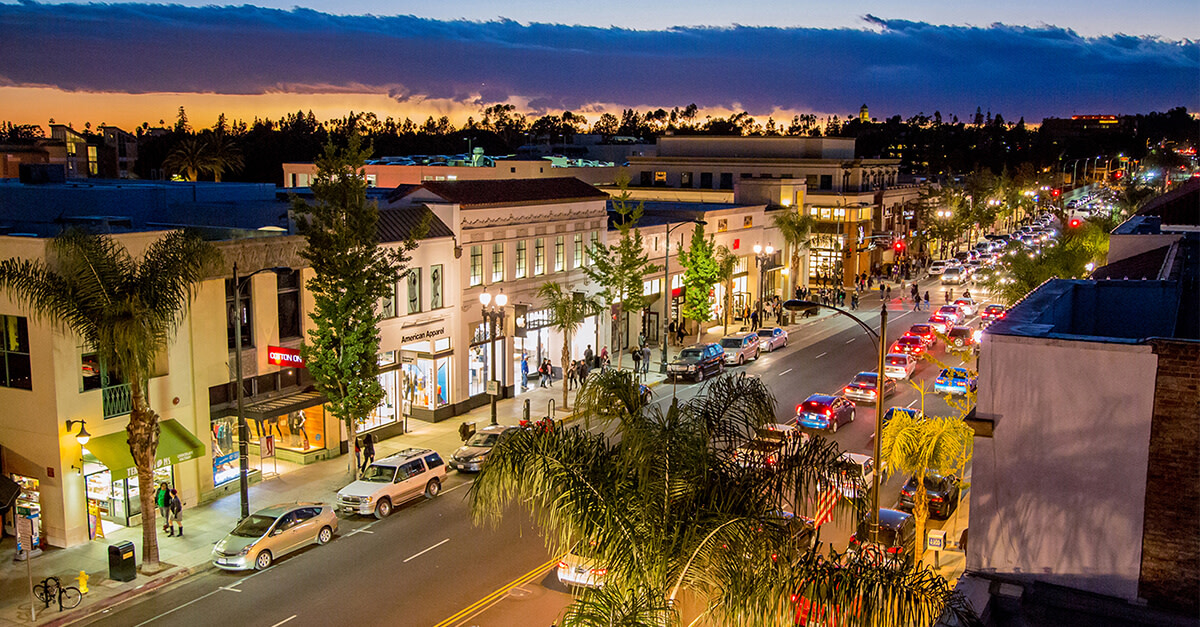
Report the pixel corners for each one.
[8,474,42,542]
[211,415,240,487]
[83,462,173,530]
[362,366,399,432]
[468,343,492,397]
[402,357,450,410]
[249,405,326,453]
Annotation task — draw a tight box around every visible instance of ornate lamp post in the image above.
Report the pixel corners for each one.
[479,288,507,426]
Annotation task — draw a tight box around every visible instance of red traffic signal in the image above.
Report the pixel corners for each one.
[894,239,905,253]
[1051,189,1061,197]
[1069,218,1082,228]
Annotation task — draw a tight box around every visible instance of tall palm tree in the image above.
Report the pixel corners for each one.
[163,136,213,182]
[205,132,245,183]
[0,229,218,572]
[472,370,967,626]
[772,209,816,310]
[536,281,602,408]
[879,411,974,566]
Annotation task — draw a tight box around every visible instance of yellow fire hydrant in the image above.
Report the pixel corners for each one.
[78,570,89,595]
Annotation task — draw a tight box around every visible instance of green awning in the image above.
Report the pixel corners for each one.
[83,419,206,480]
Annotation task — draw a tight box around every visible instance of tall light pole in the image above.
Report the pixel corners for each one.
[659,219,706,374]
[752,243,774,328]
[479,288,507,426]
[784,299,888,544]
[232,263,289,520]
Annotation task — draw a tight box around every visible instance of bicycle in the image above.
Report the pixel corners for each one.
[33,576,82,611]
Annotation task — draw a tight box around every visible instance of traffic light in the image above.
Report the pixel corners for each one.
[1051,189,1061,198]
[1068,218,1082,229]
[894,238,905,254]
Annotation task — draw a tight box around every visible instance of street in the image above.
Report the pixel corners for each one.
[82,279,981,627]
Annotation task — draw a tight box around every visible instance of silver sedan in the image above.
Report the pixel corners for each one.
[212,502,337,570]
[756,327,788,352]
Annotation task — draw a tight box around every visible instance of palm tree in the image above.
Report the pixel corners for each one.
[163,136,213,182]
[772,209,816,313]
[472,370,966,626]
[0,229,218,572]
[536,281,602,408]
[205,132,245,183]
[879,411,974,566]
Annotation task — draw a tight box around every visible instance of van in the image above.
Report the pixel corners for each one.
[720,332,760,366]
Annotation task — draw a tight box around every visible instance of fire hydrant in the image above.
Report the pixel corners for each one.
[77,570,89,595]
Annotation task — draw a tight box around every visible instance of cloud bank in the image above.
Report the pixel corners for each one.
[0,3,1195,120]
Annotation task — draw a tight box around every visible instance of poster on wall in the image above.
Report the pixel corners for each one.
[88,501,103,539]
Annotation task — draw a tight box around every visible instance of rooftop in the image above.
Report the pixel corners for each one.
[414,177,609,208]
[1135,176,1200,227]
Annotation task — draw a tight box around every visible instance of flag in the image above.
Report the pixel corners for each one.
[814,489,839,528]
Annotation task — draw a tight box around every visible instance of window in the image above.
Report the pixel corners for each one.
[743,216,753,228]
[654,171,667,185]
[589,231,599,265]
[820,175,833,190]
[700,172,714,188]
[470,245,483,286]
[407,267,422,314]
[225,278,252,349]
[640,171,652,186]
[680,172,693,188]
[515,241,527,279]
[719,173,733,189]
[573,233,583,268]
[554,236,564,272]
[717,219,728,233]
[534,238,545,275]
[0,315,31,390]
[492,243,504,283]
[430,264,443,309]
[277,270,302,338]
[741,172,753,179]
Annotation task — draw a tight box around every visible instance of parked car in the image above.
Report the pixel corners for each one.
[668,343,725,382]
[940,267,967,285]
[756,327,788,352]
[449,425,518,472]
[842,371,897,404]
[889,334,926,356]
[898,473,962,519]
[906,323,938,347]
[212,502,337,571]
[934,367,977,396]
[946,325,977,350]
[952,297,977,316]
[980,303,1007,322]
[883,353,917,379]
[721,332,760,366]
[336,448,446,518]
[795,394,855,433]
[827,452,877,498]
[848,508,916,566]
[557,542,607,589]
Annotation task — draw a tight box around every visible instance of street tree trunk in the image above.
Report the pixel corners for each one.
[912,477,930,567]
[126,378,163,573]
[561,329,572,409]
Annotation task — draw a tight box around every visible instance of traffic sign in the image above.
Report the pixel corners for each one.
[926,529,946,551]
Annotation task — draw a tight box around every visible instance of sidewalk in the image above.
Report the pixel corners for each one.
[0,277,943,626]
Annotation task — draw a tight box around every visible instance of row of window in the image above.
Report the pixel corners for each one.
[469,232,599,287]
[225,269,303,350]
[380,264,446,318]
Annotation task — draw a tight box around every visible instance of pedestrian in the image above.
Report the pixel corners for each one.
[944,289,950,303]
[924,292,931,310]
[567,359,579,390]
[599,346,609,370]
[155,482,171,532]
[667,320,676,345]
[851,292,859,310]
[576,359,588,386]
[584,344,594,369]
[520,352,529,390]
[963,289,972,300]
[543,359,554,387]
[359,433,375,474]
[631,347,641,373]
[167,489,183,537]
[675,321,686,345]
[641,344,651,374]
[886,286,892,302]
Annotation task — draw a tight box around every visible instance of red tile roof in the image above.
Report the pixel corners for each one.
[416,177,608,208]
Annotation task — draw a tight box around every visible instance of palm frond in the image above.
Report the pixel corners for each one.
[561,585,679,627]
[0,257,98,346]
[135,230,220,333]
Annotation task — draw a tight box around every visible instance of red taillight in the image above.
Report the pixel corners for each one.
[796,404,803,414]
[930,495,943,502]
[557,561,568,569]
[771,553,778,561]
[591,568,607,576]
[825,409,832,417]
[867,390,876,397]
[844,387,852,394]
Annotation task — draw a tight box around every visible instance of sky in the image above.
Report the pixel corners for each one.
[1,1,1197,132]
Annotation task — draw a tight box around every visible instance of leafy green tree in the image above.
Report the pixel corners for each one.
[293,132,420,478]
[880,412,973,566]
[471,370,965,626]
[0,229,217,571]
[583,174,658,364]
[536,282,602,408]
[675,223,721,343]
[977,219,1109,304]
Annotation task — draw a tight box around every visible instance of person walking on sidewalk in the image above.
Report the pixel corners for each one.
[156,482,171,532]
[641,345,651,375]
[520,352,529,390]
[567,359,579,390]
[667,320,676,345]
[924,291,931,311]
[631,347,641,374]
[359,433,375,474]
[167,489,183,537]
[584,345,594,369]
[850,292,859,310]
[886,285,892,302]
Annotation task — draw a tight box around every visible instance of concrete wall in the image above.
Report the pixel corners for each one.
[971,333,1159,601]
[282,162,619,189]
[1107,233,1181,267]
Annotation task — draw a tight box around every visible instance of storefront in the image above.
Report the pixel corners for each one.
[397,326,454,422]
[469,322,503,400]
[79,419,205,535]
[236,390,329,466]
[4,474,43,548]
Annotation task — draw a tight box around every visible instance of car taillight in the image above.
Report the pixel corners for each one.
[591,568,608,576]
[557,561,568,569]
[867,390,876,397]
[930,495,943,502]
[844,387,852,394]
[796,404,803,414]
[825,409,832,417]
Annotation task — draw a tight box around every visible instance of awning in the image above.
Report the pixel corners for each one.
[242,390,325,422]
[83,419,206,480]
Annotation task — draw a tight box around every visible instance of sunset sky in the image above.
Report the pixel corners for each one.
[1,1,1196,133]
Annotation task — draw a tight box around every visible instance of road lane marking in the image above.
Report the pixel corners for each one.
[845,337,855,344]
[778,368,792,376]
[133,589,222,626]
[269,616,298,627]
[218,585,241,592]
[432,556,560,627]
[346,528,374,536]
[404,538,451,563]
[442,481,471,495]
[816,352,827,359]
[907,399,918,408]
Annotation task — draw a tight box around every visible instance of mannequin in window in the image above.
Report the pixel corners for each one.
[293,409,309,449]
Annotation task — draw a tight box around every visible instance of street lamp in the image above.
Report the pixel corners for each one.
[660,219,707,374]
[232,262,290,520]
[479,288,507,426]
[752,243,775,328]
[784,299,888,545]
[65,419,91,446]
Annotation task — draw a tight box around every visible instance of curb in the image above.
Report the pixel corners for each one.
[40,563,212,627]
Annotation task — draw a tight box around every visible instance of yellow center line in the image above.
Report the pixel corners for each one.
[431,556,560,627]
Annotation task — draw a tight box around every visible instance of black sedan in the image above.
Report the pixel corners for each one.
[841,372,897,404]
[898,473,962,519]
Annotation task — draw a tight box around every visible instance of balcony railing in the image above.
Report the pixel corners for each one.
[102,383,133,419]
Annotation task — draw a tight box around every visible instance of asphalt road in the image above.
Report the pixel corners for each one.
[83,277,983,627]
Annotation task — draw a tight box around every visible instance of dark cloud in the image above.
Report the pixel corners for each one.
[0,3,1195,119]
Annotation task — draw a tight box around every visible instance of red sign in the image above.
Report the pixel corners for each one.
[267,346,306,368]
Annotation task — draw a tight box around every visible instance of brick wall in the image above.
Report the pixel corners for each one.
[1139,339,1200,612]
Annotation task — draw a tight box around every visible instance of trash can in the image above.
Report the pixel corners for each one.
[108,541,136,582]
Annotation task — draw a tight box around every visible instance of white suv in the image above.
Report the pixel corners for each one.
[337,448,446,519]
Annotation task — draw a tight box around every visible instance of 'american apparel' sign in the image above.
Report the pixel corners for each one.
[267,346,306,368]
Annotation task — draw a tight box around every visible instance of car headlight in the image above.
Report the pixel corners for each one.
[362,495,373,502]
[688,365,697,371]
[239,545,253,556]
